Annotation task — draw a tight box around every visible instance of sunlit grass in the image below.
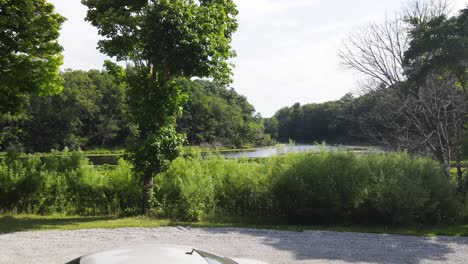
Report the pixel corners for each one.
[1,214,468,238]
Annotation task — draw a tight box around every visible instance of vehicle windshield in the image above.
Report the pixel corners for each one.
[194,250,238,264]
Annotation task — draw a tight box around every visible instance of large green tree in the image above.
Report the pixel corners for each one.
[0,0,65,114]
[82,0,239,214]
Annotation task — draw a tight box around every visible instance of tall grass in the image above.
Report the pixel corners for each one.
[0,148,139,216]
[0,149,464,225]
[157,152,462,224]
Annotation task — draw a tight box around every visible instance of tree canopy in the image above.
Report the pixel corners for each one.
[404,7,468,92]
[83,0,238,84]
[0,0,65,114]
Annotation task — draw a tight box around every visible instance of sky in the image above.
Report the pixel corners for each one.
[48,0,467,117]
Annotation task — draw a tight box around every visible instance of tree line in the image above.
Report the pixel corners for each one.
[0,67,266,152]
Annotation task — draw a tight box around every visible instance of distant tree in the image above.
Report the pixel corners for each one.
[0,0,65,114]
[177,80,261,147]
[83,0,239,214]
[17,68,130,152]
[263,117,279,141]
[272,97,361,144]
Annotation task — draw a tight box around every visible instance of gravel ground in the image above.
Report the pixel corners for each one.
[1,227,468,264]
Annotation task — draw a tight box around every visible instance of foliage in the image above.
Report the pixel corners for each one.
[271,94,362,144]
[404,7,468,92]
[11,68,130,152]
[0,151,462,225]
[0,0,65,114]
[83,0,238,84]
[0,150,140,216]
[271,152,370,224]
[178,80,263,147]
[0,72,263,152]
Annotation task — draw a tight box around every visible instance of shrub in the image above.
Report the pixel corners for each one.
[0,152,141,215]
[0,150,462,225]
[157,157,215,221]
[271,152,370,224]
[207,157,272,217]
[364,153,460,224]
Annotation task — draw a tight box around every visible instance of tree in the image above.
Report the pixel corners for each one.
[263,117,279,141]
[339,0,468,187]
[404,6,467,91]
[177,80,261,147]
[83,0,239,214]
[404,6,468,187]
[0,0,65,114]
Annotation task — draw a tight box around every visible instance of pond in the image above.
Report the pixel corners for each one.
[221,144,381,159]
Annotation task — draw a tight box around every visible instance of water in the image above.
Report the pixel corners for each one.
[222,145,379,159]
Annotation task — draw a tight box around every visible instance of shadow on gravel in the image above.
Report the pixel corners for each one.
[0,215,116,234]
[204,228,468,264]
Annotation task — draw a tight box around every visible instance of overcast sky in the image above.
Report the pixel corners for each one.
[48,0,467,117]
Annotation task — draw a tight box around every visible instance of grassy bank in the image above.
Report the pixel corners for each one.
[1,215,468,238]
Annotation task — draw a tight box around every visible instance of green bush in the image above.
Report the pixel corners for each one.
[0,149,462,225]
[271,152,370,224]
[0,150,141,215]
[157,157,215,221]
[364,153,460,225]
[100,159,141,216]
[208,157,272,217]
[156,156,272,221]
[270,152,460,225]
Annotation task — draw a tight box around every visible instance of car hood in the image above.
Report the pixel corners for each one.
[77,245,207,264]
[230,258,269,264]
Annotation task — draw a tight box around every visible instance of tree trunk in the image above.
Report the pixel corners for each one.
[142,175,154,216]
[455,150,464,193]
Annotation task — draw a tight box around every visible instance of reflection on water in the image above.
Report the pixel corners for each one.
[222,145,380,159]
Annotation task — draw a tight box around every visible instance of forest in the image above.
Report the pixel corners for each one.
[0,68,265,151]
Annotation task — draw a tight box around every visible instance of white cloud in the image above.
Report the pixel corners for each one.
[50,0,111,70]
[235,0,320,20]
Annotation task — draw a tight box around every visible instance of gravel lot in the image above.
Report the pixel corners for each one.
[1,227,468,264]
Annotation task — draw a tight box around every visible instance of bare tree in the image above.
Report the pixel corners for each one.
[339,18,407,88]
[359,73,467,183]
[403,0,450,24]
[339,0,450,88]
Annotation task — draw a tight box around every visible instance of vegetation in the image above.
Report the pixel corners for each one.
[0,0,467,236]
[0,149,140,216]
[0,72,264,152]
[1,150,465,226]
[178,80,265,148]
[267,94,362,144]
[339,2,468,186]
[0,0,65,114]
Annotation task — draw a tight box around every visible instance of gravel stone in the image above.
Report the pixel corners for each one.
[1,227,468,264]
